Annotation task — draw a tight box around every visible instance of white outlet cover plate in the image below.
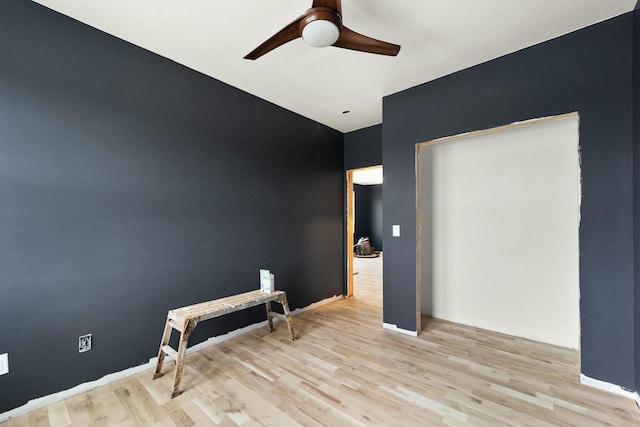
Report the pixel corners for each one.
[392,225,400,237]
[0,353,8,375]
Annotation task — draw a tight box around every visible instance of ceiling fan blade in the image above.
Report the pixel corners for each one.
[334,26,400,56]
[312,0,342,15]
[244,16,304,60]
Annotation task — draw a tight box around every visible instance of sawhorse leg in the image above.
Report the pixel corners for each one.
[265,301,275,332]
[153,317,173,379]
[171,320,196,398]
[264,296,297,341]
[279,294,297,341]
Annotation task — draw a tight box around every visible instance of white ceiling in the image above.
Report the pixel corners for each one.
[33,0,636,133]
[353,167,383,185]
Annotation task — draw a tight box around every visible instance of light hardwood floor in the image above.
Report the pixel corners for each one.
[3,254,640,426]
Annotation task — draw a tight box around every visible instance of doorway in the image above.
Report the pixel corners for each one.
[346,165,383,297]
[416,113,581,349]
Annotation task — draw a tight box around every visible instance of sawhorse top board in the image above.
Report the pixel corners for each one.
[153,290,297,398]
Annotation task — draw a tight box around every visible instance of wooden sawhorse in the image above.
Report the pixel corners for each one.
[152,290,297,398]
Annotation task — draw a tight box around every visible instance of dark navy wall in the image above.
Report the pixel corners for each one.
[354,184,383,252]
[343,124,383,293]
[383,14,636,389]
[0,0,343,413]
[344,124,383,170]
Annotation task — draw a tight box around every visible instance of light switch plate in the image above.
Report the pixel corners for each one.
[392,225,400,237]
[0,353,8,375]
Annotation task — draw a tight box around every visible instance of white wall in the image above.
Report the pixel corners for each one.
[419,115,580,349]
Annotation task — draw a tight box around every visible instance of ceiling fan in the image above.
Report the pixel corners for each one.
[244,0,401,60]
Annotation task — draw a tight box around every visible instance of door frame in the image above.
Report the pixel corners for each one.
[346,165,383,297]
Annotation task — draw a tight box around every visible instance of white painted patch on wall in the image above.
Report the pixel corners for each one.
[580,374,637,401]
[383,322,418,337]
[418,113,581,349]
[0,353,8,376]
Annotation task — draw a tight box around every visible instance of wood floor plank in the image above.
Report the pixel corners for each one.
[26,408,50,427]
[159,399,194,427]
[3,255,639,426]
[84,391,111,427]
[45,401,71,427]
[64,394,93,427]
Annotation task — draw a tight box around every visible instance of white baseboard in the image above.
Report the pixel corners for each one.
[293,295,342,314]
[383,322,418,337]
[579,374,637,400]
[0,362,153,424]
[0,294,342,423]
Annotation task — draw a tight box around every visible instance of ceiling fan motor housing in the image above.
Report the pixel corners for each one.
[300,7,342,47]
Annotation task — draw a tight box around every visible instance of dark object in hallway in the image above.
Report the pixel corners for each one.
[354,237,379,257]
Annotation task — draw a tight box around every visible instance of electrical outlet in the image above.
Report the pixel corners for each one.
[78,334,92,353]
[0,353,8,375]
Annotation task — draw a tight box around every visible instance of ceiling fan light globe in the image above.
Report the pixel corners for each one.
[302,20,340,47]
